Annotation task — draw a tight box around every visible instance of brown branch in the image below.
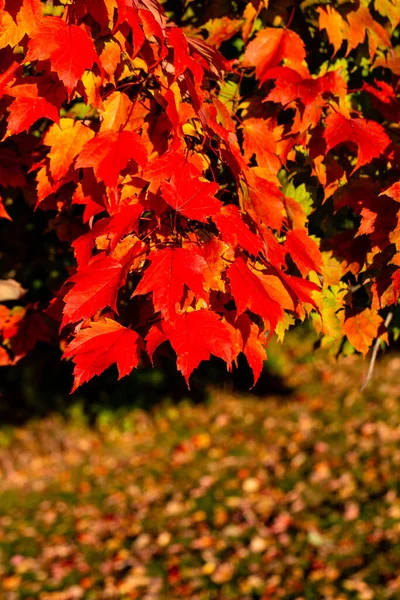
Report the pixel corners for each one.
[360,311,393,392]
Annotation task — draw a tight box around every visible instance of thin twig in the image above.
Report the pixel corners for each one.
[349,278,371,293]
[360,311,393,392]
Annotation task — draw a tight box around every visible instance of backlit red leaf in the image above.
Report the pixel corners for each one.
[75,130,147,189]
[228,257,283,332]
[243,27,306,83]
[0,197,11,220]
[382,181,400,201]
[213,205,262,255]
[161,173,221,222]
[0,0,42,50]
[146,310,233,384]
[242,118,280,174]
[324,112,390,173]
[64,318,142,392]
[285,229,323,277]
[44,119,95,181]
[62,254,123,328]
[234,313,267,386]
[26,17,100,98]
[7,97,60,135]
[133,247,208,320]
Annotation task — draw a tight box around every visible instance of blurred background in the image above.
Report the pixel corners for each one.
[2,326,400,599]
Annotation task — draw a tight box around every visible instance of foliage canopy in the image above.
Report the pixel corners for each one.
[0,0,399,390]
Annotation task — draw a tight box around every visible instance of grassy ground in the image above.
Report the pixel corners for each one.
[1,340,400,599]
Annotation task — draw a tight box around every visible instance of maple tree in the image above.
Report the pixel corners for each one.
[0,0,399,391]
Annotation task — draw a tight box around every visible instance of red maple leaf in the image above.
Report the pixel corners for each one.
[241,118,280,174]
[324,112,390,173]
[227,257,283,333]
[0,197,11,220]
[285,229,323,277]
[64,318,142,391]
[161,172,221,222]
[382,181,400,201]
[243,27,306,83]
[26,17,100,99]
[73,203,144,265]
[213,205,262,255]
[75,130,148,189]
[231,313,267,386]
[0,0,42,50]
[44,119,95,181]
[133,247,208,320]
[62,254,123,328]
[146,310,233,384]
[6,96,60,135]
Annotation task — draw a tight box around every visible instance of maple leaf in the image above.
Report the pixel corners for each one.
[363,80,400,123]
[143,150,189,192]
[375,0,400,31]
[62,254,123,328]
[99,39,123,85]
[0,0,42,50]
[186,36,229,79]
[234,313,267,386]
[146,310,233,384]
[64,318,142,392]
[161,172,221,222]
[243,27,306,83]
[44,119,95,181]
[381,182,400,201]
[265,67,346,108]
[279,272,320,310]
[6,96,60,135]
[343,308,383,355]
[346,6,391,60]
[324,112,390,173]
[75,130,147,189]
[0,52,20,99]
[285,229,323,277]
[212,205,262,256]
[227,257,283,332]
[198,237,230,292]
[168,27,196,80]
[8,308,51,360]
[73,203,144,265]
[318,5,391,61]
[242,118,280,175]
[71,170,106,223]
[245,174,285,231]
[0,305,26,340]
[392,269,400,300]
[0,345,13,366]
[0,196,11,220]
[67,0,114,33]
[317,6,348,56]
[4,76,66,136]
[26,17,100,99]
[99,91,143,133]
[204,17,243,49]
[0,147,26,189]
[133,247,208,321]
[115,0,144,53]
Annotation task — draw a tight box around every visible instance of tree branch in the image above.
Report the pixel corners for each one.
[360,312,393,392]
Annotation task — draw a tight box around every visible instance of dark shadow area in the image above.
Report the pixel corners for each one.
[0,345,293,426]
